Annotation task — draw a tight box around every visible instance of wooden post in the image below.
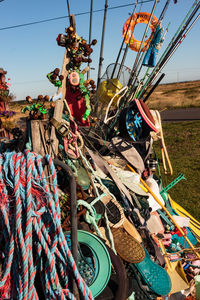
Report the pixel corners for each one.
[49,15,76,157]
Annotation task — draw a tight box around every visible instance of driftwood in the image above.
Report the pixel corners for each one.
[49,15,76,157]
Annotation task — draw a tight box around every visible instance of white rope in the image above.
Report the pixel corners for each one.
[104,86,128,124]
[151,110,173,175]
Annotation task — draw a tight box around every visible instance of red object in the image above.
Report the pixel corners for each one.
[171,227,187,237]
[65,85,90,126]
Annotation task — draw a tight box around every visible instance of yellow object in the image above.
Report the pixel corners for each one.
[123,12,158,52]
[127,164,200,259]
[159,239,189,294]
[169,195,200,243]
[139,183,148,193]
[123,217,143,243]
[96,78,123,105]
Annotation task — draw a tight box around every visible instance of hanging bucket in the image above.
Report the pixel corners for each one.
[96,78,123,105]
[119,99,158,142]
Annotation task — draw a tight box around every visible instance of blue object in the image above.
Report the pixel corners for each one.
[65,230,111,297]
[142,24,164,68]
[126,110,143,141]
[134,247,171,296]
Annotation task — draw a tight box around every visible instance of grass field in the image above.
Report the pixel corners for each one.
[153,120,200,221]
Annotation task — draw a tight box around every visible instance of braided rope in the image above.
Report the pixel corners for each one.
[0,151,93,300]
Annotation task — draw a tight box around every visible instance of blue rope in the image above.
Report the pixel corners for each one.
[0,151,93,300]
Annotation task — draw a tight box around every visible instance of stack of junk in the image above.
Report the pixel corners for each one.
[0,3,200,300]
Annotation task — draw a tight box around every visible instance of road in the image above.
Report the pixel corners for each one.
[160,107,200,122]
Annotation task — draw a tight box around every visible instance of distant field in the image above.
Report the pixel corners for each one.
[146,80,200,110]
[9,79,200,112]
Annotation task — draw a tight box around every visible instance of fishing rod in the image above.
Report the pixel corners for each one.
[103,0,158,135]
[143,72,165,102]
[140,12,200,98]
[133,21,170,99]
[97,0,108,88]
[156,2,200,72]
[135,0,200,97]
[127,0,158,87]
[111,0,139,79]
[138,0,200,98]
[87,0,93,80]
[130,0,171,91]
[116,0,146,80]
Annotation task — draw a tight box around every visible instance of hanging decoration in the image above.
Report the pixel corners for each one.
[122,12,158,52]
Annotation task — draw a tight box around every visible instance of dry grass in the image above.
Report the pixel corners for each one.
[146,80,200,110]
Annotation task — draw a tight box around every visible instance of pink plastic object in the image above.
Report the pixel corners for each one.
[69,71,80,86]
[146,211,165,234]
[135,99,158,132]
[162,233,172,247]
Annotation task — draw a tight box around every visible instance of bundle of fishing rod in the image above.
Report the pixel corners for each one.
[92,0,200,144]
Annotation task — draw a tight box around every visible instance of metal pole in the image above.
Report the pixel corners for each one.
[97,0,108,88]
[143,73,165,102]
[128,0,158,87]
[111,0,138,79]
[87,0,93,80]
[138,0,200,98]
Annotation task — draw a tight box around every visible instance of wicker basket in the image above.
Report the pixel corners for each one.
[111,227,145,263]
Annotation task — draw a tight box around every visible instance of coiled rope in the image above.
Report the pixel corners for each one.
[0,150,93,300]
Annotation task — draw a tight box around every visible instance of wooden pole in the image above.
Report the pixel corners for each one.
[49,15,76,157]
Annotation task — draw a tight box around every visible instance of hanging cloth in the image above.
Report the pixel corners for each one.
[142,23,164,68]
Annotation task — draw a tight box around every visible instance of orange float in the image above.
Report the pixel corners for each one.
[122,12,158,52]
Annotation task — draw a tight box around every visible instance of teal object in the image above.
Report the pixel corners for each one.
[76,166,90,190]
[65,230,111,298]
[171,229,198,249]
[134,248,171,296]
[126,109,143,142]
[160,173,186,197]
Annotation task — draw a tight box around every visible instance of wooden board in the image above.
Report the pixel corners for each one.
[31,120,46,156]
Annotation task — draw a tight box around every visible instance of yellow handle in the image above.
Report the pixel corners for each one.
[127,164,200,259]
[158,239,172,270]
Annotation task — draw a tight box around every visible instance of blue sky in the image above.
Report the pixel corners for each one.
[0,0,200,101]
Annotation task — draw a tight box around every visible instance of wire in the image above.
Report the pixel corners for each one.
[0,0,155,31]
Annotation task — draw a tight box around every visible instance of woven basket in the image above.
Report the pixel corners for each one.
[111,227,145,263]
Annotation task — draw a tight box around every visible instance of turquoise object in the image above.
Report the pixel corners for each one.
[134,248,171,296]
[126,110,143,142]
[160,173,186,197]
[65,230,111,297]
